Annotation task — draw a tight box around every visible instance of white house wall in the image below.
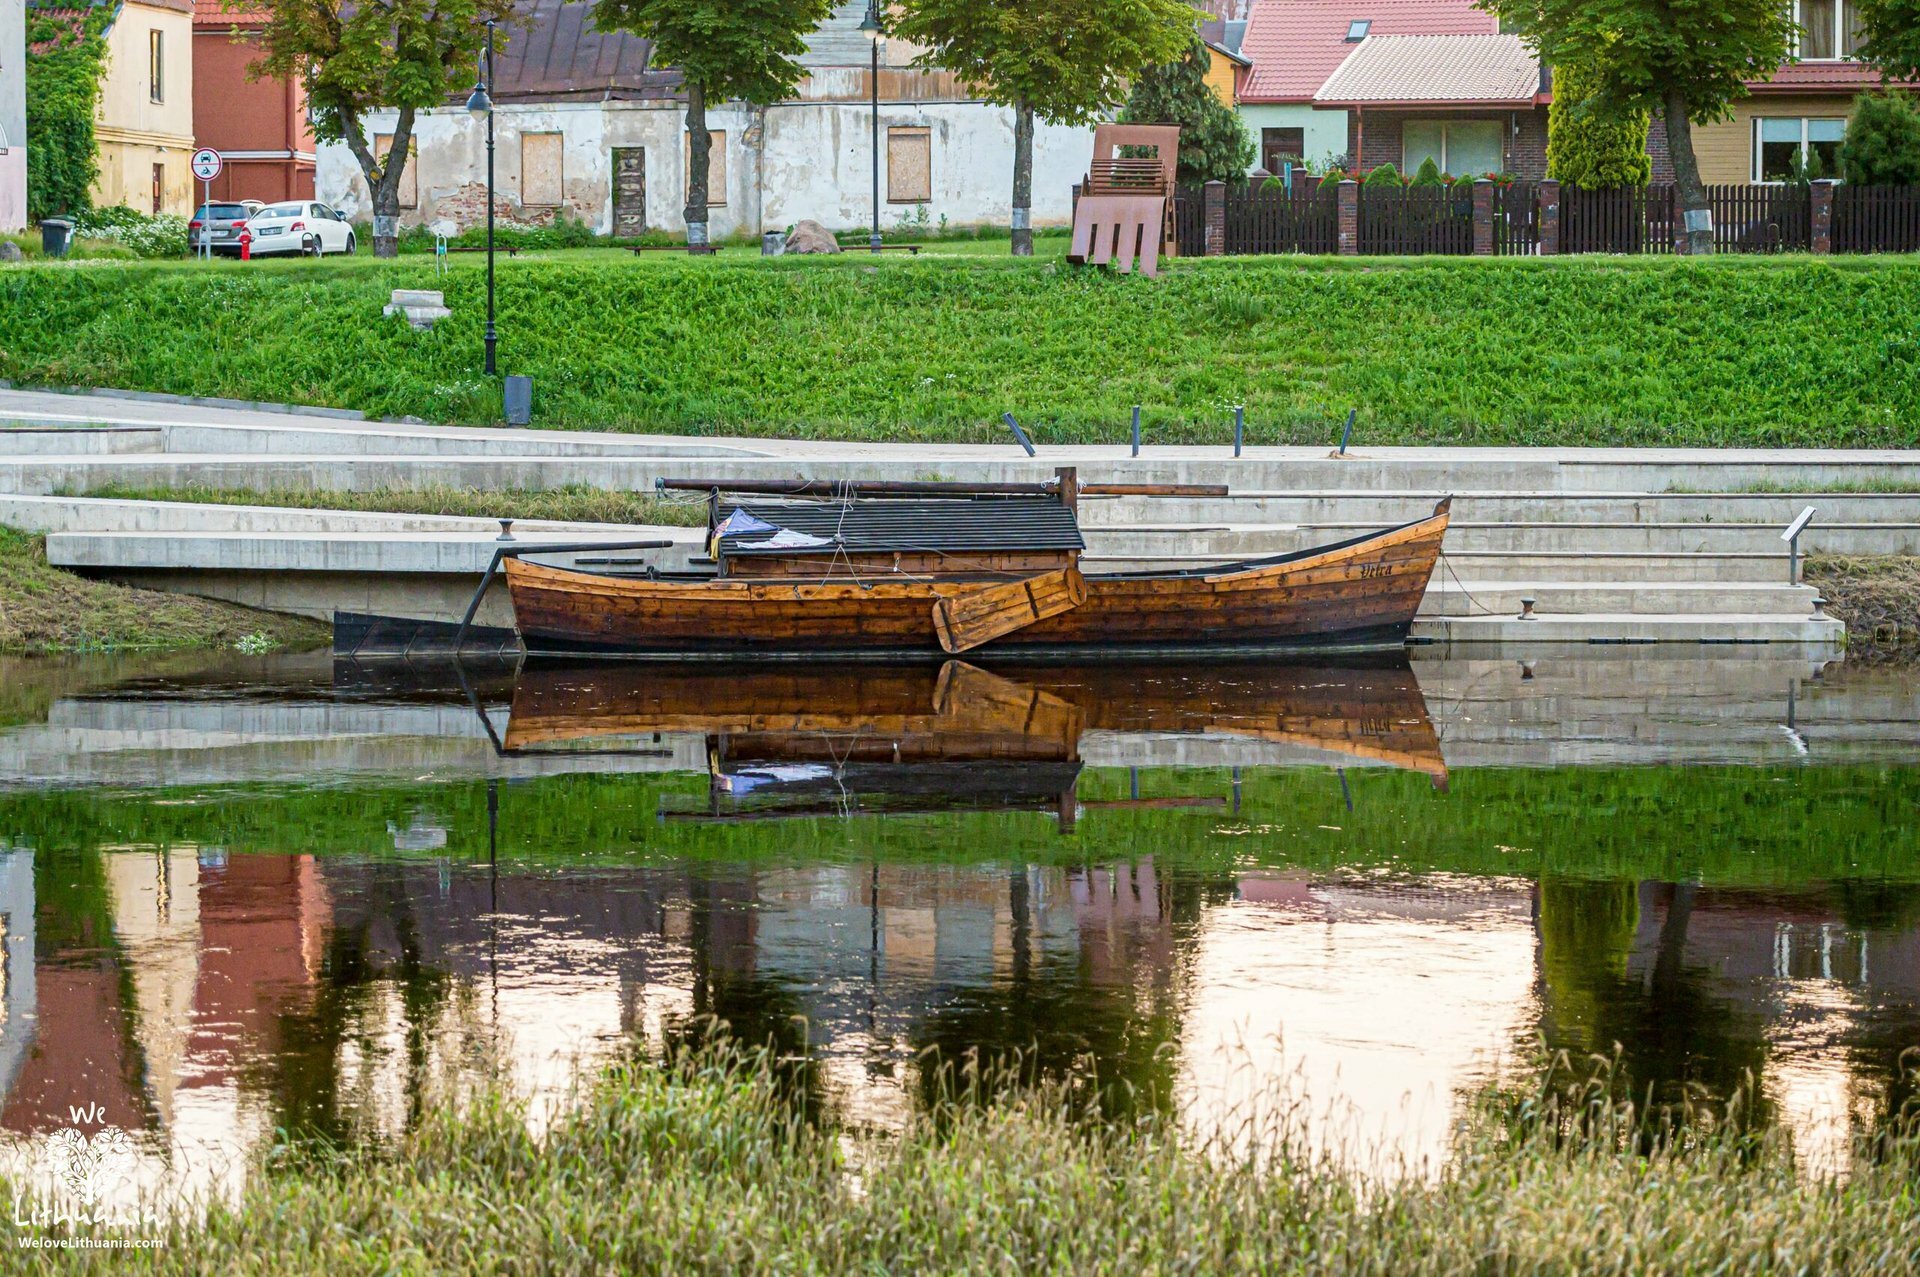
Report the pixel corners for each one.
[1237,104,1350,173]
[317,99,1094,237]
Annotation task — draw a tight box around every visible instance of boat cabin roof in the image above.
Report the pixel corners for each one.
[714,497,1085,558]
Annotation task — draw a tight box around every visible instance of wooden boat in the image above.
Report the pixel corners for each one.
[501,471,1449,659]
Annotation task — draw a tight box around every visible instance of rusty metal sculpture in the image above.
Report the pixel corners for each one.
[1068,124,1182,277]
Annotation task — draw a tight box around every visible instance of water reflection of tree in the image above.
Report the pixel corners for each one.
[908,868,1231,1123]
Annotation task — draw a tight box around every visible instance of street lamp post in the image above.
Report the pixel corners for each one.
[859,3,883,253]
[466,21,498,375]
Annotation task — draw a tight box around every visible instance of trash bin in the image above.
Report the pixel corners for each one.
[504,375,533,426]
[40,219,73,258]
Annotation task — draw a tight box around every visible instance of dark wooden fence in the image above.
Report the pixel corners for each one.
[1167,180,1920,257]
[1833,185,1920,253]
[1357,184,1475,255]
[1223,183,1338,254]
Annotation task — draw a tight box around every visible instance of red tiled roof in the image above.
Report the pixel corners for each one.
[1239,0,1496,103]
[25,6,91,55]
[1316,32,1542,106]
[1753,60,1892,93]
[194,0,270,27]
[490,0,674,101]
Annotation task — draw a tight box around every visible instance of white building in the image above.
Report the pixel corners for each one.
[1,0,26,230]
[317,0,1096,238]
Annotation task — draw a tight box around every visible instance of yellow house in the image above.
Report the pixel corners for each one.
[48,0,196,212]
[1202,38,1249,108]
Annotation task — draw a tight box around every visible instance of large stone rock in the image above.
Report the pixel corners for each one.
[784,219,841,254]
[0,242,22,262]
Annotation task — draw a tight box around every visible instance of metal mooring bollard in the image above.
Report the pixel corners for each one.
[497,519,516,542]
[1518,596,1537,620]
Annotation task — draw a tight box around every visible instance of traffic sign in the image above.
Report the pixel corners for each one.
[191,148,223,182]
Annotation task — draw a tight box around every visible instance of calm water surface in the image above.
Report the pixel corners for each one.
[1,649,1916,1201]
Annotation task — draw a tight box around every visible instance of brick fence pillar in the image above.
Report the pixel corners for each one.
[1472,178,1495,255]
[1811,178,1835,254]
[1337,180,1359,255]
[1537,178,1561,255]
[1203,180,1226,256]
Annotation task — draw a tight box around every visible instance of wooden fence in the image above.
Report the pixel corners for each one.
[1168,180,1920,258]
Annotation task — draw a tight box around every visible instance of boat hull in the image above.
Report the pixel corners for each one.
[504,506,1448,659]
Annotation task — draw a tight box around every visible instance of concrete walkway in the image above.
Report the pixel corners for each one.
[5,387,1910,650]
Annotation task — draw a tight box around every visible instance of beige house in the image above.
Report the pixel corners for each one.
[88,0,196,212]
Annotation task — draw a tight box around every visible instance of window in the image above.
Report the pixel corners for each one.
[1261,127,1306,172]
[1345,19,1370,40]
[1793,0,1862,59]
[1755,116,1847,181]
[686,130,727,207]
[151,163,164,213]
[149,30,163,103]
[521,132,564,206]
[1403,119,1503,177]
[373,134,417,207]
[887,127,931,203]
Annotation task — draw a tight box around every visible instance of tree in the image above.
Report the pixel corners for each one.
[255,0,515,257]
[1118,36,1254,185]
[1482,0,1795,253]
[1853,0,1920,82]
[1546,57,1651,188]
[890,0,1194,255]
[592,0,834,248]
[1839,92,1920,185]
[1410,156,1445,186]
[1363,161,1402,187]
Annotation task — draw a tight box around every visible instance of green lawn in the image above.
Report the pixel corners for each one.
[3,250,1918,445]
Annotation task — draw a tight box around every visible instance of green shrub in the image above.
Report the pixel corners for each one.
[1839,92,1920,185]
[70,207,187,258]
[1547,58,1652,188]
[23,7,108,220]
[1363,163,1403,188]
[1316,168,1348,192]
[1410,157,1446,187]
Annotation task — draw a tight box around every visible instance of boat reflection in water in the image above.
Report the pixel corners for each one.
[494,658,1449,830]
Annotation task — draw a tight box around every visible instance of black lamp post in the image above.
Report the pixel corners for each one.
[465,20,498,375]
[859,3,883,253]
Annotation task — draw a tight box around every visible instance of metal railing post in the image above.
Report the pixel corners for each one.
[1782,506,1816,584]
[1131,404,1141,457]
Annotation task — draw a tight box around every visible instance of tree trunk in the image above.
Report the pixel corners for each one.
[1662,89,1714,256]
[1011,98,1034,257]
[341,105,413,258]
[684,79,711,248]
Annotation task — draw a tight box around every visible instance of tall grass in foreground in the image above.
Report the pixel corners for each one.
[10,1046,1919,1275]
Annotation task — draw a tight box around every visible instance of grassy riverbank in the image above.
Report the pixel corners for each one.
[67,482,708,527]
[13,1049,1917,1274]
[0,526,323,654]
[1808,554,1920,663]
[4,252,1918,445]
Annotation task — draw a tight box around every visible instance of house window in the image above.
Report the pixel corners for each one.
[1261,127,1306,172]
[686,130,727,207]
[887,127,931,203]
[1793,0,1862,60]
[1754,116,1847,181]
[521,132,564,207]
[1403,119,1503,178]
[149,30,163,103]
[1346,19,1370,40]
[373,134,418,207]
[151,163,164,213]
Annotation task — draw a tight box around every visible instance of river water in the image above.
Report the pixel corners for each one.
[1,649,1916,1204]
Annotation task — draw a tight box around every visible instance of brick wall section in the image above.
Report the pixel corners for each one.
[1345,107,1550,179]
[1472,178,1494,254]
[1336,180,1358,254]
[1203,180,1226,256]
[1811,179,1834,254]
[1645,113,1675,183]
[1537,178,1560,254]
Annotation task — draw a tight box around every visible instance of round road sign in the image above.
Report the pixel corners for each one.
[191,148,223,182]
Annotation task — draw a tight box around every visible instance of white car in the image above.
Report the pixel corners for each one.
[244,200,356,257]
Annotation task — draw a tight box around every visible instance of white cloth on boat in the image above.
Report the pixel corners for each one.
[747,528,833,550]
[715,508,779,539]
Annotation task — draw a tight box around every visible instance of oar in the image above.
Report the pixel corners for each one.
[931,567,1087,655]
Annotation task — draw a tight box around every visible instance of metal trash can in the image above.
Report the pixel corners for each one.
[761,230,786,257]
[504,375,533,426]
[40,219,73,258]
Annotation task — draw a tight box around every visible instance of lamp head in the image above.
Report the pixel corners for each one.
[466,83,492,119]
[858,2,882,37]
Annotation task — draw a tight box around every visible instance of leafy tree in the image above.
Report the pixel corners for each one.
[1853,0,1920,81]
[255,0,517,257]
[592,0,835,247]
[23,7,109,220]
[1838,92,1920,186]
[1118,36,1254,184]
[1546,57,1651,188]
[1363,161,1402,187]
[1482,0,1795,253]
[890,0,1194,255]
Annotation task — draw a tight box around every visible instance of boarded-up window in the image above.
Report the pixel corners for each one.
[887,127,931,203]
[686,130,727,207]
[521,133,564,206]
[373,134,418,208]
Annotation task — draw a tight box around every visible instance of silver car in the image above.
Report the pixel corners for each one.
[188,201,259,256]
